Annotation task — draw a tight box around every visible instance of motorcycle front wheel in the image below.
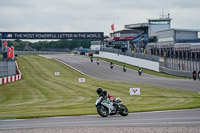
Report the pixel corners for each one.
[118,104,128,116]
[96,105,108,117]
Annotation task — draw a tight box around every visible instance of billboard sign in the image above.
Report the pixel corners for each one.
[8,46,14,59]
[79,78,85,83]
[130,88,141,95]
[54,72,60,76]
[0,32,104,40]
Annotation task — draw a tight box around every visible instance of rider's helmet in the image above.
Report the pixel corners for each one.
[96,88,103,95]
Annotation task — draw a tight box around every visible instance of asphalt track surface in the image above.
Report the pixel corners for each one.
[0,109,200,130]
[0,54,200,132]
[44,54,200,92]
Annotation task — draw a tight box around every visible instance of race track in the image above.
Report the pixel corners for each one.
[43,54,200,92]
[0,109,200,132]
[0,53,199,132]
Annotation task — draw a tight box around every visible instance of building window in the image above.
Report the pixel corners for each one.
[149,21,170,25]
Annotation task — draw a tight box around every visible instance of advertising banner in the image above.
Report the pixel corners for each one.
[0,32,104,40]
[130,88,141,95]
[54,72,60,76]
[8,46,14,59]
[79,78,85,83]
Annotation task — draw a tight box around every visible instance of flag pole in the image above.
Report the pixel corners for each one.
[111,21,115,38]
[113,21,115,33]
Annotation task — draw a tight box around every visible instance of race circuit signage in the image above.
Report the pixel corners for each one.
[0,32,104,40]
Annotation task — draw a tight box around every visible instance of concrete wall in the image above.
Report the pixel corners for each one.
[0,60,16,77]
[0,60,22,85]
[94,52,160,72]
[160,67,192,78]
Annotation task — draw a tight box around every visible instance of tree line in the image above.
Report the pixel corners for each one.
[5,39,97,51]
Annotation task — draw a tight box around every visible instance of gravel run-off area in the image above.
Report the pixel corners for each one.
[0,126,200,133]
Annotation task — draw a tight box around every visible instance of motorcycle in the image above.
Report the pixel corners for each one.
[95,96,128,117]
[110,62,114,69]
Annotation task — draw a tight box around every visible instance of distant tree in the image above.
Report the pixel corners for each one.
[3,39,100,51]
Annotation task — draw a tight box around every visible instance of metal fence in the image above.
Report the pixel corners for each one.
[100,47,200,77]
[101,47,159,62]
[164,58,200,72]
[0,60,16,77]
[159,57,200,77]
[160,67,192,78]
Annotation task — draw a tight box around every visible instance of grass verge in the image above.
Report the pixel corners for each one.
[0,55,199,119]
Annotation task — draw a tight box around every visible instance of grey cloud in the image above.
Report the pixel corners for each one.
[0,0,200,36]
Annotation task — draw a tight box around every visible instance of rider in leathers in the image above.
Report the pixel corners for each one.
[96,88,118,110]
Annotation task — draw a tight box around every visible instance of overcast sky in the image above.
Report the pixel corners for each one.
[0,0,200,36]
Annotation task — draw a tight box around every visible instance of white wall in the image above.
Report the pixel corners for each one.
[176,31,197,40]
[156,29,174,39]
[94,52,160,72]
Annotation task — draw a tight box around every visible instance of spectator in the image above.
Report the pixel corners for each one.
[198,70,200,81]
[178,63,180,69]
[182,63,184,70]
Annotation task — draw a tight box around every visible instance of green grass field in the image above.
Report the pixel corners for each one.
[0,55,200,119]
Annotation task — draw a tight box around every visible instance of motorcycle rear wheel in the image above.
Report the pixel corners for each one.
[97,105,108,117]
[118,104,128,116]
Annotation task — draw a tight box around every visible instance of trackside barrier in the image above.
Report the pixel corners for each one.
[94,51,160,72]
[0,61,22,86]
[0,73,22,85]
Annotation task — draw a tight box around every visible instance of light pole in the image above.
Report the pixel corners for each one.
[1,39,3,54]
